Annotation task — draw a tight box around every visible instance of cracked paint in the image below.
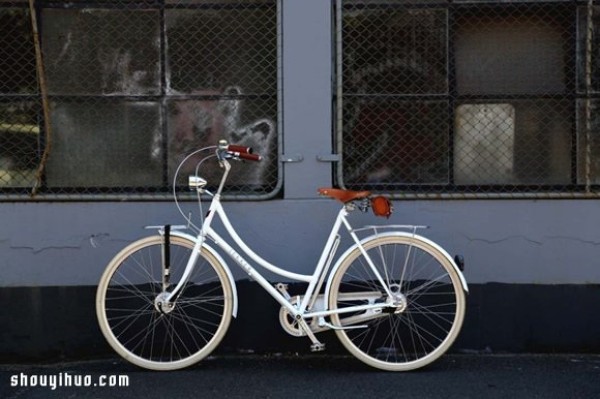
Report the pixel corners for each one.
[460,234,600,247]
[5,233,131,253]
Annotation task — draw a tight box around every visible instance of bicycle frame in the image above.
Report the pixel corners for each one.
[163,160,396,321]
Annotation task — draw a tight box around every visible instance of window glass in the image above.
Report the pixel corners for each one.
[455,10,570,95]
[0,102,39,187]
[343,99,449,187]
[42,9,161,96]
[166,8,277,95]
[342,8,447,95]
[0,8,38,189]
[0,8,36,94]
[46,100,162,187]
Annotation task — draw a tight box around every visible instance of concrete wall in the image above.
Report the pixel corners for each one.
[3,199,600,288]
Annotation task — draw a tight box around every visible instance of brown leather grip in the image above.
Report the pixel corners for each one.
[238,152,262,162]
[227,144,253,154]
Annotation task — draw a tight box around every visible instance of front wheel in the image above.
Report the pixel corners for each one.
[96,235,233,371]
[328,234,466,371]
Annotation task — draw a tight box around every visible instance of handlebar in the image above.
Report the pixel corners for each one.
[228,151,262,162]
[236,152,262,162]
[219,141,262,162]
[227,144,253,154]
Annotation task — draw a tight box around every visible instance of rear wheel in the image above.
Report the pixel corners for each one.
[328,234,466,371]
[96,235,233,370]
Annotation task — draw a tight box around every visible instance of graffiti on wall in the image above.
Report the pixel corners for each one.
[164,85,276,188]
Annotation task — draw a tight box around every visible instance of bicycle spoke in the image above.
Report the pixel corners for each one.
[108,302,154,332]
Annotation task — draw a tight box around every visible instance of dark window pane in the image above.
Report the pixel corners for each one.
[0,8,37,94]
[46,100,162,187]
[42,9,161,96]
[342,7,447,95]
[454,0,567,3]
[0,101,39,187]
[167,0,272,4]
[343,99,449,187]
[166,5,277,95]
[455,7,571,95]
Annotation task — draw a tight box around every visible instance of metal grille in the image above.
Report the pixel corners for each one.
[0,0,280,200]
[336,0,600,198]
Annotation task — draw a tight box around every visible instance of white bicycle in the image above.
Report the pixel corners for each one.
[96,140,468,371]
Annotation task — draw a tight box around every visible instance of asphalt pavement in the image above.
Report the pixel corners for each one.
[0,353,599,399]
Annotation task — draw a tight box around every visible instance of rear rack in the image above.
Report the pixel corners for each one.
[351,225,429,236]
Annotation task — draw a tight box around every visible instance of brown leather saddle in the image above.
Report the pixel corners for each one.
[318,188,371,203]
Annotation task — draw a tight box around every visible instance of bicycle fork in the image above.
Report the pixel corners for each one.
[161,224,171,291]
[151,224,204,314]
[154,224,176,314]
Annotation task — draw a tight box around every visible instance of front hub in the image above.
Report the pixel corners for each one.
[154,292,175,314]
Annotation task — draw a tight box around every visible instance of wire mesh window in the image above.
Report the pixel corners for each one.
[336,0,600,198]
[0,0,280,200]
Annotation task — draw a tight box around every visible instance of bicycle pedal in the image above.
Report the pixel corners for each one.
[310,343,326,352]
